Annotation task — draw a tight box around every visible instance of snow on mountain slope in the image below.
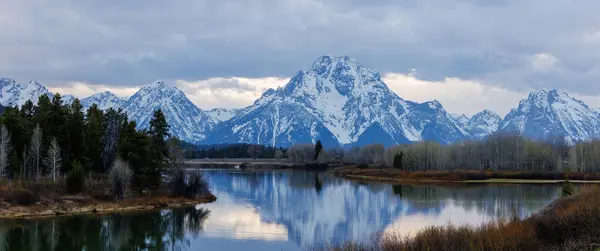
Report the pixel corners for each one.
[465,110,501,140]
[204,55,469,147]
[453,114,470,127]
[80,91,127,110]
[499,89,600,144]
[121,81,216,143]
[206,108,240,123]
[61,94,75,105]
[0,78,52,107]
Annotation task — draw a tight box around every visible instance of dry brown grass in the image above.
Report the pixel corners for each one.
[323,185,600,251]
[330,167,600,183]
[0,177,217,219]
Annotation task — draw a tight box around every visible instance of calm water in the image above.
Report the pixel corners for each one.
[0,170,561,251]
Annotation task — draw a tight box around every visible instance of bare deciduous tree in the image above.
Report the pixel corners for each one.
[29,124,43,181]
[274,149,283,162]
[167,137,184,168]
[44,137,62,183]
[0,125,12,179]
[109,157,133,200]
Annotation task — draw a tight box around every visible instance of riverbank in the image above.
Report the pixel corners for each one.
[325,185,600,251]
[185,160,340,171]
[0,193,217,219]
[328,167,600,184]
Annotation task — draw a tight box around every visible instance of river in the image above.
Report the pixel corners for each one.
[0,169,560,251]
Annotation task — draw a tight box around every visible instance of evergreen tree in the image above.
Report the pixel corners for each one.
[561,178,576,197]
[148,109,170,187]
[65,99,86,172]
[393,152,404,170]
[314,140,323,161]
[48,93,68,146]
[2,107,25,177]
[118,121,151,190]
[85,104,104,173]
[35,94,52,132]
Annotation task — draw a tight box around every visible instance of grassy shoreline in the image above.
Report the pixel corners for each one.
[0,193,217,219]
[329,167,600,184]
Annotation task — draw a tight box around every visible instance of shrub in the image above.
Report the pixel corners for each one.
[187,171,209,197]
[66,160,85,194]
[5,189,40,206]
[171,168,187,197]
[171,169,210,198]
[561,179,575,197]
[357,162,369,169]
[109,158,133,200]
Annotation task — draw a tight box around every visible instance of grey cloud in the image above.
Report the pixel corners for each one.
[2,0,600,95]
[199,78,257,91]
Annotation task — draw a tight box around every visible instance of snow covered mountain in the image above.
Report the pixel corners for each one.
[120,81,216,143]
[465,110,502,140]
[499,89,600,144]
[203,55,469,147]
[62,94,76,105]
[206,108,240,123]
[5,66,600,147]
[453,114,470,127]
[80,91,127,110]
[0,78,53,107]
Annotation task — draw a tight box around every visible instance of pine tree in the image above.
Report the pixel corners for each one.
[0,125,12,179]
[314,140,323,161]
[29,124,43,181]
[85,104,104,173]
[3,107,25,177]
[119,121,152,190]
[393,152,404,170]
[65,99,85,172]
[148,109,170,187]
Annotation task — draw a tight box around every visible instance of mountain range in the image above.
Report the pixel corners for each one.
[1,56,599,147]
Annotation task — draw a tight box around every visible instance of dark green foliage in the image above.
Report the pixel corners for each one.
[393,152,404,170]
[357,162,368,169]
[101,108,126,172]
[85,104,104,173]
[314,140,323,161]
[0,92,177,194]
[185,143,285,159]
[65,99,86,172]
[148,109,169,187]
[561,179,576,197]
[66,160,85,194]
[118,121,152,190]
[5,189,40,206]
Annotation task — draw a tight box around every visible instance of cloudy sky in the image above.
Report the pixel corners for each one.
[2,0,600,116]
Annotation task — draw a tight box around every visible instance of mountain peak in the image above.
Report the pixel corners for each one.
[501,88,600,143]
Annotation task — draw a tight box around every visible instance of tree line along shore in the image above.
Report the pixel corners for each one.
[187,133,600,182]
[0,93,215,219]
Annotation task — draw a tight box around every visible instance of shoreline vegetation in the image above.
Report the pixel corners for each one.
[0,191,216,220]
[322,185,600,251]
[328,167,600,184]
[0,94,217,220]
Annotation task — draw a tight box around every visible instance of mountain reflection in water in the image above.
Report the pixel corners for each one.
[0,170,560,251]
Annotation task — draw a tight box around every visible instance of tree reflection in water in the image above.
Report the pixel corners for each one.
[0,207,210,251]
